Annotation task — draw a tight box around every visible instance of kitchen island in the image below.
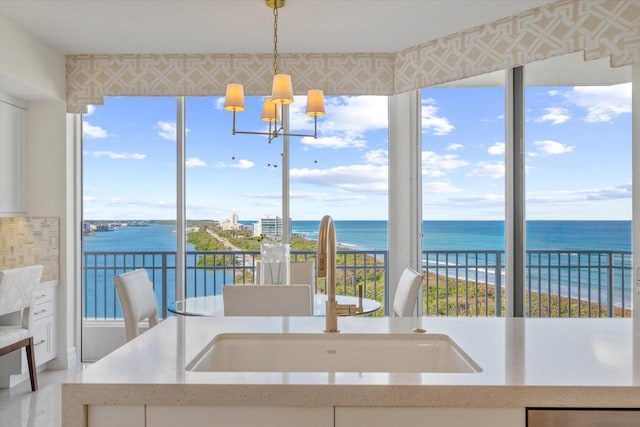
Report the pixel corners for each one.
[62,316,640,427]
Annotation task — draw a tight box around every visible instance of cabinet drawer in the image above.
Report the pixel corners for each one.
[32,300,55,322]
[33,315,55,365]
[33,287,56,304]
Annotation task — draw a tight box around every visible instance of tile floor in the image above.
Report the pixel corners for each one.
[0,366,83,427]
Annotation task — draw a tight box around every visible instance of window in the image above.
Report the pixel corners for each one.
[421,76,506,316]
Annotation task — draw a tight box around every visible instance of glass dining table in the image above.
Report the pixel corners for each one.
[168,292,382,317]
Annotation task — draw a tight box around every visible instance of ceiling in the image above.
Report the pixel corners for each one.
[0,0,558,55]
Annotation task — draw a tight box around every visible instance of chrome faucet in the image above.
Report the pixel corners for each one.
[317,215,359,333]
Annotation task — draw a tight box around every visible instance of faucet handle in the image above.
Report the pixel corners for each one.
[335,303,357,316]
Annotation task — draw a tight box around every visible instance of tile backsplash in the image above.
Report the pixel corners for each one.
[0,217,59,282]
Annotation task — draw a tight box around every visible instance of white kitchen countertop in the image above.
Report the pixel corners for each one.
[62,316,640,426]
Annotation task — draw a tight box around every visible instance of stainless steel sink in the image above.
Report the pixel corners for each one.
[186,333,482,373]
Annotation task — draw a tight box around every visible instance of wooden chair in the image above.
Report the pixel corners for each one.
[0,264,45,391]
[223,284,313,316]
[392,267,423,317]
[113,269,159,342]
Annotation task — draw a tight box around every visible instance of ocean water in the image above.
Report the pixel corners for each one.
[288,220,632,252]
[84,220,632,253]
[82,220,633,317]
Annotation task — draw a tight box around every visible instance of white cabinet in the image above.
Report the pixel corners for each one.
[335,407,525,427]
[88,405,524,427]
[0,97,26,216]
[146,406,334,427]
[0,281,57,388]
[32,284,57,365]
[88,405,145,427]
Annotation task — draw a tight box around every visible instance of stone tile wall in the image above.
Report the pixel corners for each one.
[0,217,59,282]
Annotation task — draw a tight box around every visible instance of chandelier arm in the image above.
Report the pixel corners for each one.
[231,130,316,138]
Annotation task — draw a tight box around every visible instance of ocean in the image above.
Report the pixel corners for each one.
[83,220,632,253]
[82,220,633,317]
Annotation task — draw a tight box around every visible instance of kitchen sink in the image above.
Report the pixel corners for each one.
[186,333,481,373]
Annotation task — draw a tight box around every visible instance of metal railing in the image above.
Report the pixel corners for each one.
[83,249,388,319]
[82,249,632,320]
[422,250,633,318]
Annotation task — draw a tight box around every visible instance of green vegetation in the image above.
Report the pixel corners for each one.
[187,224,631,319]
[420,274,632,318]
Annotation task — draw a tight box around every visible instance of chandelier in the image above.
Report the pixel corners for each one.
[223,0,325,143]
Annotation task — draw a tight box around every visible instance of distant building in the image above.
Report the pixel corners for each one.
[253,215,282,238]
[220,212,243,231]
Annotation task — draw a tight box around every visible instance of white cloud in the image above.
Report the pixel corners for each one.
[85,105,96,115]
[421,98,454,136]
[423,181,462,193]
[364,149,388,165]
[290,95,388,139]
[290,191,367,202]
[535,107,570,125]
[488,142,505,155]
[566,83,631,123]
[214,97,225,110]
[230,159,254,169]
[104,198,174,209]
[468,161,505,179]
[440,194,505,206]
[421,151,468,178]
[85,151,145,160]
[527,184,631,205]
[547,90,559,96]
[83,121,108,139]
[186,157,207,168]
[215,159,255,169]
[157,121,176,140]
[291,164,388,193]
[533,139,575,155]
[299,135,367,149]
[446,143,463,151]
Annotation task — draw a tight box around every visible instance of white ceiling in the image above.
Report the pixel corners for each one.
[0,0,557,55]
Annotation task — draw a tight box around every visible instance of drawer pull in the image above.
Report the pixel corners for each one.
[34,339,46,346]
[35,294,48,300]
[34,309,48,315]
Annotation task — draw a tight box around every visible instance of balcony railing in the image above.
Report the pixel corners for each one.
[423,250,633,317]
[82,249,632,320]
[83,249,388,319]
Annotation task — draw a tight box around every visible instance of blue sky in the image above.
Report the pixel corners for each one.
[82,82,631,221]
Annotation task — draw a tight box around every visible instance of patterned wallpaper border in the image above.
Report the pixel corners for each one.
[66,0,639,113]
[393,0,640,93]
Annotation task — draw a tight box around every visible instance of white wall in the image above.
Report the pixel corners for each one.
[0,13,65,101]
[0,13,76,369]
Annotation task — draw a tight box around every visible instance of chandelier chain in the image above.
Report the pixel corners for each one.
[273,5,279,75]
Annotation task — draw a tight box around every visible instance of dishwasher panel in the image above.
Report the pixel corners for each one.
[527,409,640,427]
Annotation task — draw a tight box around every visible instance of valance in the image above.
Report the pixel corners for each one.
[66,0,639,113]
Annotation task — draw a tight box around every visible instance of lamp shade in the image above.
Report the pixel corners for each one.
[305,89,325,116]
[224,83,245,112]
[271,74,294,104]
[260,97,279,122]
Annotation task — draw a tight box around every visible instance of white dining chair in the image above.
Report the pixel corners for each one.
[223,284,313,316]
[392,267,423,317]
[0,264,45,391]
[255,261,315,285]
[113,269,159,342]
[289,261,315,286]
